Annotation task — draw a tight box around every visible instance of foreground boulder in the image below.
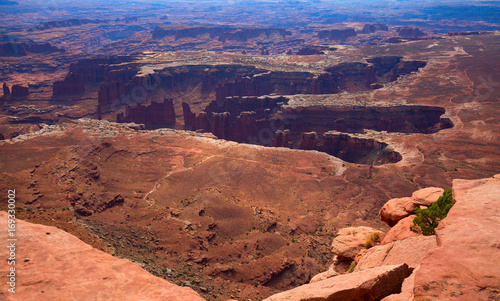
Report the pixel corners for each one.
[264,264,412,301]
[414,175,500,300]
[379,197,415,226]
[331,226,384,260]
[356,236,437,271]
[382,215,419,244]
[411,187,444,206]
[0,211,205,301]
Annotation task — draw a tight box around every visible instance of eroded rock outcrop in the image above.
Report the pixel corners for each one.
[381,215,419,245]
[152,24,291,41]
[296,45,336,55]
[182,102,196,129]
[70,56,134,83]
[2,82,10,96]
[0,211,205,301]
[330,226,384,261]
[318,28,357,40]
[355,236,437,271]
[273,129,290,147]
[379,197,415,227]
[361,23,389,34]
[11,84,29,97]
[320,132,402,165]
[286,105,450,134]
[25,42,65,53]
[264,264,412,301]
[397,26,427,38]
[412,187,444,206]
[414,175,500,300]
[36,18,106,30]
[0,42,27,56]
[117,98,176,127]
[52,73,85,96]
[52,56,135,100]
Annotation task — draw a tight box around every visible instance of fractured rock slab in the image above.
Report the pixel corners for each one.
[264,264,412,301]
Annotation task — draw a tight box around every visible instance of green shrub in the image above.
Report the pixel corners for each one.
[413,189,454,236]
[364,237,373,248]
[347,261,356,273]
[370,232,380,243]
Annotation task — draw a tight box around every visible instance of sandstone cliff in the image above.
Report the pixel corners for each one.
[151,24,291,41]
[0,211,205,301]
[117,98,176,127]
[11,85,29,97]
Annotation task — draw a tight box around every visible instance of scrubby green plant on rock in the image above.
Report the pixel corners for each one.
[370,232,380,243]
[364,238,373,248]
[413,189,454,236]
[347,261,356,273]
[364,232,380,248]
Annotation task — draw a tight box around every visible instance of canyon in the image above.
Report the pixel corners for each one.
[0,1,499,300]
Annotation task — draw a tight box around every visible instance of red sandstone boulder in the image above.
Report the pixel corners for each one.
[331,226,384,260]
[382,215,419,245]
[414,175,500,300]
[0,211,205,301]
[263,264,412,301]
[355,236,437,271]
[411,187,444,206]
[379,197,415,226]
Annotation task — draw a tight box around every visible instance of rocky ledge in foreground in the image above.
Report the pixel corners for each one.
[414,174,500,300]
[263,264,412,301]
[0,211,205,301]
[264,174,500,301]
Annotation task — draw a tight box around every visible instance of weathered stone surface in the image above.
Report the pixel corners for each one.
[263,264,412,301]
[309,265,339,283]
[414,175,500,300]
[382,215,419,245]
[412,187,444,206]
[356,236,437,271]
[382,268,417,301]
[379,197,415,226]
[0,211,205,301]
[331,226,384,260]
